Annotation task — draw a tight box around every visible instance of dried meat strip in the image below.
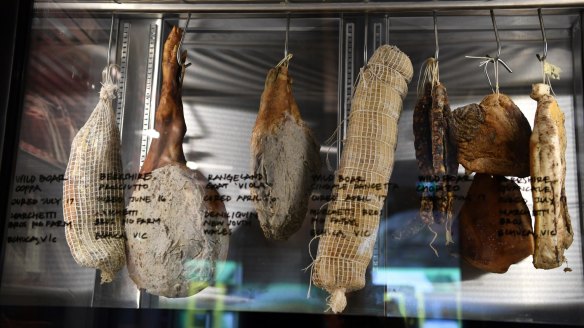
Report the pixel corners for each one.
[413,81,434,225]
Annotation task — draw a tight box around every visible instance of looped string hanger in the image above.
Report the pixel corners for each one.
[102,64,120,87]
[465,10,513,95]
[536,8,548,84]
[276,53,293,68]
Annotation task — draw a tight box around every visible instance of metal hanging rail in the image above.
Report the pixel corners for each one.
[34,0,584,13]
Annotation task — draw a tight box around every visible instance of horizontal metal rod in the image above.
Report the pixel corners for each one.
[34,0,584,14]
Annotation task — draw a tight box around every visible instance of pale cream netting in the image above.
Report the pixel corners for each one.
[311,45,413,313]
[63,65,126,283]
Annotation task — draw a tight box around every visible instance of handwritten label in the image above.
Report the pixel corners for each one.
[307,175,395,238]
[311,174,399,192]
[309,229,372,238]
[203,228,231,236]
[7,234,57,245]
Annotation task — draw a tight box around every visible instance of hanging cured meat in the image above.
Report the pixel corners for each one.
[413,59,458,245]
[452,93,531,178]
[530,83,573,269]
[125,27,229,297]
[250,55,321,240]
[63,65,125,283]
[459,174,534,273]
[413,81,434,225]
[312,45,413,313]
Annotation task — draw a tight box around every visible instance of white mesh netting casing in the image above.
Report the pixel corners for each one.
[63,67,126,283]
[312,45,413,313]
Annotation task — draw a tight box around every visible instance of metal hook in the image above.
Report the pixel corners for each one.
[464,10,512,93]
[490,10,502,58]
[177,13,191,65]
[284,14,290,57]
[536,8,548,62]
[433,11,439,60]
[107,14,115,66]
[385,14,390,44]
[364,14,369,63]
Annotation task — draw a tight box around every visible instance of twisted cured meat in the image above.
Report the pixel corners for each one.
[431,82,458,232]
[413,73,458,244]
[413,82,434,225]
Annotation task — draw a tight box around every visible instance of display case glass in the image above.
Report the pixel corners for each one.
[1,1,583,326]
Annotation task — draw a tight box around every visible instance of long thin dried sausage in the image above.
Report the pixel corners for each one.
[413,81,434,225]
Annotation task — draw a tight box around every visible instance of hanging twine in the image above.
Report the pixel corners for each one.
[465,54,512,95]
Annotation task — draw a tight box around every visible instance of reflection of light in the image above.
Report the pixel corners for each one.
[373,268,434,293]
[423,319,459,328]
[142,129,160,138]
[186,162,234,171]
[320,145,337,154]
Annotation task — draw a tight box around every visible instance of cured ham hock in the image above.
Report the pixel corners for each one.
[125,27,229,297]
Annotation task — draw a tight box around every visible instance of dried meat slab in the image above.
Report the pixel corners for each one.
[453,93,531,178]
[460,174,534,273]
